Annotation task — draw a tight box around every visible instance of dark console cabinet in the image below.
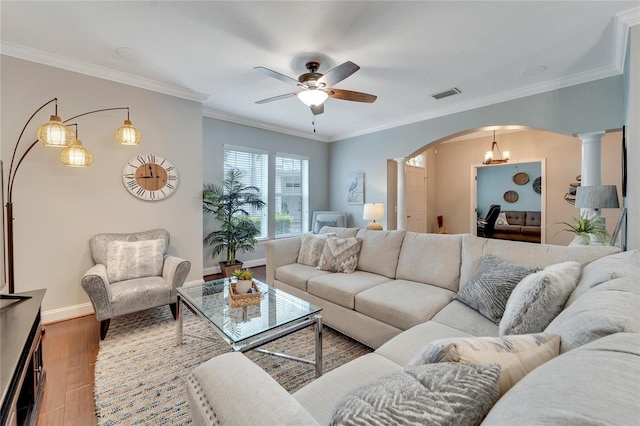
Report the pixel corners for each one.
[1,290,46,426]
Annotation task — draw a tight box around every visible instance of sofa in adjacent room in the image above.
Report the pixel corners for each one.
[187,229,639,425]
[493,210,541,243]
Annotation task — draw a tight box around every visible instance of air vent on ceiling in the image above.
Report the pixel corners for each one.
[431,87,461,100]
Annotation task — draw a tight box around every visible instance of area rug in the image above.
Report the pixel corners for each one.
[94,306,372,425]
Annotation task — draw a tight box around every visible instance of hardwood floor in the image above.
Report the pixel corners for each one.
[37,266,265,425]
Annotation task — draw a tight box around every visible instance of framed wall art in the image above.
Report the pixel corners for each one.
[347,171,364,205]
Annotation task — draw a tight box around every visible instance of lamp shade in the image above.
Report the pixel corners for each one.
[37,115,75,147]
[363,203,384,220]
[60,139,93,167]
[575,185,619,209]
[115,119,142,145]
[297,89,329,107]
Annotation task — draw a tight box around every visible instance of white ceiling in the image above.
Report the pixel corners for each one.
[1,1,638,142]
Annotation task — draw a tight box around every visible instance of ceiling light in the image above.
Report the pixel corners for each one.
[297,89,328,107]
[483,131,510,165]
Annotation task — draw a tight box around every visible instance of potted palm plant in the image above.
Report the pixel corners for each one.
[203,168,266,277]
[554,211,610,245]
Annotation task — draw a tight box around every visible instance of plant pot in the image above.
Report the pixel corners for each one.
[235,279,253,294]
[219,261,243,278]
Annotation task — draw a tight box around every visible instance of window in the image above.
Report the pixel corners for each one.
[224,145,269,239]
[275,154,309,238]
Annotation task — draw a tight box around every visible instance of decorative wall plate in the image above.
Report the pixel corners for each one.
[503,190,519,203]
[513,172,530,185]
[533,176,542,194]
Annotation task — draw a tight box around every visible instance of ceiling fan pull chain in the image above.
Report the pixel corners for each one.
[312,113,316,133]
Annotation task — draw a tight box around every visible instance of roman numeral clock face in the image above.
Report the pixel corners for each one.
[122,154,178,201]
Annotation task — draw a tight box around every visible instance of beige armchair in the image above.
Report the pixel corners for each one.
[81,228,191,339]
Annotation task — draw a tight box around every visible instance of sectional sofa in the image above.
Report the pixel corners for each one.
[187,229,639,425]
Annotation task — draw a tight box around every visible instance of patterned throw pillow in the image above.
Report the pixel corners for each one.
[317,237,362,273]
[454,255,538,323]
[106,239,165,282]
[495,212,509,226]
[406,333,560,396]
[330,363,501,426]
[500,261,582,335]
[297,233,332,267]
[313,220,338,234]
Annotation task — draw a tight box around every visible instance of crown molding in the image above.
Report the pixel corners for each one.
[0,41,209,103]
[202,107,329,142]
[617,7,640,27]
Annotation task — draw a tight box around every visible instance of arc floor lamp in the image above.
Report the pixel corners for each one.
[3,98,141,297]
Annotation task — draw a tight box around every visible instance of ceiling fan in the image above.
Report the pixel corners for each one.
[254,61,377,115]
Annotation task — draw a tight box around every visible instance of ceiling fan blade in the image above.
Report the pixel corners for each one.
[255,92,299,104]
[311,104,324,115]
[253,66,299,85]
[326,88,377,103]
[317,61,360,87]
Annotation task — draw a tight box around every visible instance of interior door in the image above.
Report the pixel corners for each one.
[406,164,426,232]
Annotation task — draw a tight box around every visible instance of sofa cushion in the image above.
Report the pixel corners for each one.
[307,272,390,309]
[520,225,541,235]
[294,353,402,426]
[545,277,640,352]
[297,233,333,267]
[275,263,332,292]
[460,234,619,288]
[355,229,405,278]
[499,261,581,335]
[110,276,170,316]
[375,321,474,366]
[407,333,560,396]
[455,255,537,323]
[566,249,640,307]
[525,211,541,226]
[106,239,165,282]
[431,300,499,337]
[355,280,455,331]
[505,211,526,226]
[330,363,501,426]
[317,237,362,273]
[482,333,640,426]
[395,232,462,292]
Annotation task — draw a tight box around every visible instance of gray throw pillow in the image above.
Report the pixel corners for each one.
[330,363,501,426]
[297,233,332,267]
[455,255,538,323]
[314,220,338,234]
[500,261,582,335]
[317,237,362,273]
[106,239,165,282]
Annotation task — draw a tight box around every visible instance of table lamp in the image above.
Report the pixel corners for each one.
[363,203,384,230]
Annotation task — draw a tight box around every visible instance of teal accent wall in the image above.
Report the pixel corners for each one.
[477,162,542,216]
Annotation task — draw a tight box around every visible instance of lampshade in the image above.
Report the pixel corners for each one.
[37,115,75,147]
[297,89,329,107]
[363,203,385,220]
[60,139,93,167]
[115,119,142,145]
[575,185,619,209]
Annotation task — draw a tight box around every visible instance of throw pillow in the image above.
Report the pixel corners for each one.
[317,237,362,273]
[495,212,509,226]
[454,255,538,323]
[500,261,582,335]
[330,363,501,426]
[106,239,165,282]
[313,219,338,234]
[406,333,560,396]
[297,233,333,267]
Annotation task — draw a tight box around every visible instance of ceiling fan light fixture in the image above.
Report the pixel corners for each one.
[297,89,328,107]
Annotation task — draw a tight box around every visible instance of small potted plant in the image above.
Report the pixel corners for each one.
[233,268,253,294]
[554,211,610,245]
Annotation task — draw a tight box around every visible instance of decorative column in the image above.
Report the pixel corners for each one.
[395,158,407,230]
[578,131,604,187]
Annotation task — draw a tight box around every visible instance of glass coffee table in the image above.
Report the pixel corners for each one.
[176,278,323,377]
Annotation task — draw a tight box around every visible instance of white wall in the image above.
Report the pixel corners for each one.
[1,56,204,320]
[202,117,330,274]
[329,76,627,231]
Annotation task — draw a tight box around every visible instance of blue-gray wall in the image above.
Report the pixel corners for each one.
[477,162,542,215]
[202,117,330,272]
[329,76,625,229]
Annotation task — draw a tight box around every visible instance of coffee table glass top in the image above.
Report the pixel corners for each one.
[177,278,321,347]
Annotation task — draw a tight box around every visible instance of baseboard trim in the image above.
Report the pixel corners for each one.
[203,258,266,277]
[43,302,94,324]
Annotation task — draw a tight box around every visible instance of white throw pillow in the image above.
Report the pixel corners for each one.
[495,212,509,226]
[107,239,165,282]
[297,233,333,267]
[500,261,582,335]
[317,237,362,273]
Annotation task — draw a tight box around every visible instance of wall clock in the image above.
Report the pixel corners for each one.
[122,154,178,201]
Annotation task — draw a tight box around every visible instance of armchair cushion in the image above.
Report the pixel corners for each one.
[106,239,165,282]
